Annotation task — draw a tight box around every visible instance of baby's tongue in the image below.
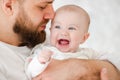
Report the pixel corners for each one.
[59,39,69,45]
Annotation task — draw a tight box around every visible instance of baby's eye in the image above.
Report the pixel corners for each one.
[68,27,76,30]
[55,25,61,29]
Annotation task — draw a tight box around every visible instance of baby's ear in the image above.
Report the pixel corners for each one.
[81,33,90,44]
[84,32,90,41]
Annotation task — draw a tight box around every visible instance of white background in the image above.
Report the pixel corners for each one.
[46,0,120,53]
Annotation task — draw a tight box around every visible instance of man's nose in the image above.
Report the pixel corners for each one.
[44,5,55,19]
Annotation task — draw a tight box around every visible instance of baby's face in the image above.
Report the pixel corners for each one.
[50,11,89,52]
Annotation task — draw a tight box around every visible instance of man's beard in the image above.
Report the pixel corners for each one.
[13,9,47,48]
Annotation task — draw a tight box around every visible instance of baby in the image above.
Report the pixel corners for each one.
[27,5,101,79]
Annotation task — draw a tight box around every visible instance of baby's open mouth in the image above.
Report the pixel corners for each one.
[58,39,69,45]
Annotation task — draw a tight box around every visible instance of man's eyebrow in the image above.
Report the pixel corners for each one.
[47,0,54,3]
[39,0,54,4]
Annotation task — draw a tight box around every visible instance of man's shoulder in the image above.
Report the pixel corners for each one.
[0,42,16,62]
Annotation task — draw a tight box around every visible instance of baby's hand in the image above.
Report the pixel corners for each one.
[38,49,53,64]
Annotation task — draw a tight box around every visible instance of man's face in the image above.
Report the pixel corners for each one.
[13,0,54,48]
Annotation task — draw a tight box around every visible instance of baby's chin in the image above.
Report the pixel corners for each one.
[57,46,70,53]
